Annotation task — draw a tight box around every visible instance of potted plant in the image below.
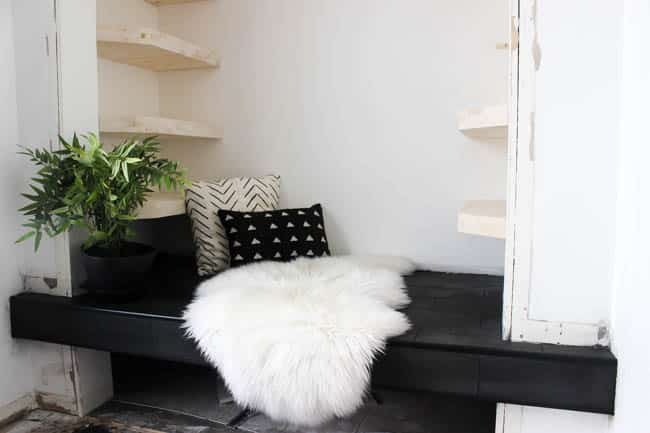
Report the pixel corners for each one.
[17,133,188,297]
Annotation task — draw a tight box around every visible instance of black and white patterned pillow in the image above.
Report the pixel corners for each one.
[218,204,331,267]
[185,175,281,276]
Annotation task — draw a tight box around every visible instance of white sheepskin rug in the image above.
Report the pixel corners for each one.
[183,255,414,427]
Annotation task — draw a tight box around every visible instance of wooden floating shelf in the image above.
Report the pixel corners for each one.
[145,0,207,5]
[458,200,506,239]
[97,26,218,71]
[457,104,508,140]
[137,191,185,219]
[100,116,221,139]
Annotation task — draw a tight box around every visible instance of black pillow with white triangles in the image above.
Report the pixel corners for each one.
[218,204,331,267]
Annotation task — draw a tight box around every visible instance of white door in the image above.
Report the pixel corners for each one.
[503,0,619,346]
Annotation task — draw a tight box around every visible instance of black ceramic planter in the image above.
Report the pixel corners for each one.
[81,242,157,298]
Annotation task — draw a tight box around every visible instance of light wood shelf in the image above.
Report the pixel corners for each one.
[136,191,185,219]
[457,104,508,140]
[97,26,218,71]
[458,200,506,239]
[145,0,207,5]
[100,116,221,139]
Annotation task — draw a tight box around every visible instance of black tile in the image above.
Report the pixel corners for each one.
[479,293,502,317]
[11,295,157,358]
[405,272,503,290]
[434,295,484,315]
[478,354,617,414]
[411,287,486,300]
[540,344,616,362]
[414,329,545,358]
[408,308,482,336]
[391,326,417,344]
[356,391,495,433]
[479,318,502,337]
[373,346,479,396]
[152,319,206,366]
[403,295,437,311]
[482,286,503,297]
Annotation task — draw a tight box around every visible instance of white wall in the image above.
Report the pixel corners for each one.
[608,0,650,431]
[155,0,510,274]
[0,0,37,409]
[526,0,623,324]
[97,0,160,121]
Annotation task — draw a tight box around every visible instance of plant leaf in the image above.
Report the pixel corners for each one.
[34,230,42,252]
[111,160,120,178]
[51,206,70,215]
[15,231,36,244]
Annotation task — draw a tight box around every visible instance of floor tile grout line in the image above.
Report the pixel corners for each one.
[352,413,368,433]
[110,399,257,433]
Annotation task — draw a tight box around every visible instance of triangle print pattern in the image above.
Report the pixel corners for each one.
[218,203,331,268]
[185,175,281,276]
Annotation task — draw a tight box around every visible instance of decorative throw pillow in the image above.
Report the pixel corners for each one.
[185,175,281,276]
[218,204,331,267]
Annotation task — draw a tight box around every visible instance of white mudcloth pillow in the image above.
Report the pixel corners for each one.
[185,175,281,276]
[183,255,414,427]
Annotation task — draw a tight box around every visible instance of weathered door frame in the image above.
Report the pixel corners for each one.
[52,0,114,416]
[498,8,599,430]
[502,0,604,347]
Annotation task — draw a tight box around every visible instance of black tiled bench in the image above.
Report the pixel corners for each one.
[10,255,617,415]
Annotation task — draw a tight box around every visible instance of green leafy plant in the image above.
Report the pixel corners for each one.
[17,133,188,254]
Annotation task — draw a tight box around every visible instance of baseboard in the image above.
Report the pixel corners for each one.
[34,391,77,415]
[0,393,36,428]
[0,391,78,429]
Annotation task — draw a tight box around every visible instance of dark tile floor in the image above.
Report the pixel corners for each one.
[107,354,495,433]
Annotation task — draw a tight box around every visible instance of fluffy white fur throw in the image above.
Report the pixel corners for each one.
[183,255,414,427]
